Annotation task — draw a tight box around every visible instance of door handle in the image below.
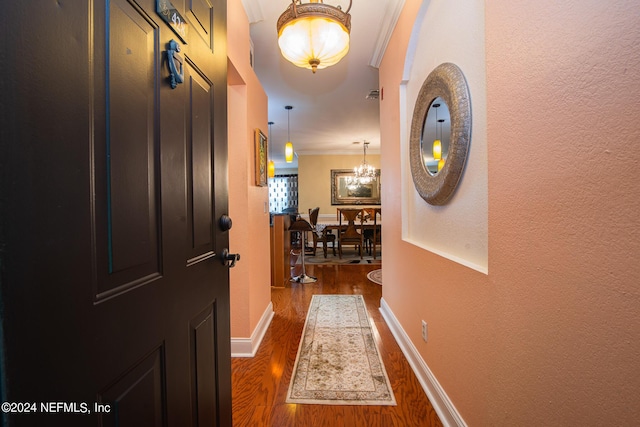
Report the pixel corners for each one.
[166,39,184,89]
[221,248,240,268]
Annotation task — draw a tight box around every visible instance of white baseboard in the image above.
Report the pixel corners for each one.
[231,302,274,358]
[379,298,467,427]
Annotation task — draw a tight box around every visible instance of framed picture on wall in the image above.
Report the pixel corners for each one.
[331,169,381,205]
[255,129,268,187]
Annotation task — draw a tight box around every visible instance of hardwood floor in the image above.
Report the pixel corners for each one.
[231,264,443,427]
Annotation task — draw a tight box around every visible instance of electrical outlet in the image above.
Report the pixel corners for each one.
[421,320,428,342]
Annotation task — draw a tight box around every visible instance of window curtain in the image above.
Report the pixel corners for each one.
[268,174,298,213]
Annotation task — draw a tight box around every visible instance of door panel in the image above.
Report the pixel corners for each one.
[0,0,231,425]
[190,303,218,426]
[95,0,162,298]
[108,0,158,273]
[187,65,215,261]
[99,346,167,426]
[187,0,213,49]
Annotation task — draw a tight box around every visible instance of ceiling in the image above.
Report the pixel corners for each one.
[240,0,404,168]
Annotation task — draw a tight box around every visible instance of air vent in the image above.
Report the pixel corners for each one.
[366,89,379,100]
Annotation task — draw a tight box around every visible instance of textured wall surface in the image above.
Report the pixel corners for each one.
[228,0,271,339]
[379,0,640,425]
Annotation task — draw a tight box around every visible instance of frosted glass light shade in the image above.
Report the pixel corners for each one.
[277,1,352,73]
[278,17,349,73]
[433,139,442,160]
[285,142,294,163]
[268,160,275,178]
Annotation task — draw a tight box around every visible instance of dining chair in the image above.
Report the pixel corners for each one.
[337,208,364,259]
[363,208,381,259]
[308,207,336,257]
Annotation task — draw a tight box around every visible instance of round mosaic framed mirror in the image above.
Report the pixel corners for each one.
[409,63,471,205]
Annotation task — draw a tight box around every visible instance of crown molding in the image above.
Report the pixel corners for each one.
[241,0,264,24]
[369,0,406,68]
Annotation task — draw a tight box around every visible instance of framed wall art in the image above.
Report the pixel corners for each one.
[255,129,268,187]
[331,169,381,205]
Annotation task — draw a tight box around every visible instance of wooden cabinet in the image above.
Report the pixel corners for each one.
[270,214,291,287]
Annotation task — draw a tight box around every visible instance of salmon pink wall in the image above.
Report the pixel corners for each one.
[379,0,640,425]
[227,1,271,339]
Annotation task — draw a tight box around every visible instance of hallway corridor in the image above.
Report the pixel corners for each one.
[232,264,442,426]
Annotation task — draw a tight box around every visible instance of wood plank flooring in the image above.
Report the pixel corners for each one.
[231,264,443,427]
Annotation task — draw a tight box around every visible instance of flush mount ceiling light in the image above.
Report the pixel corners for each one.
[277,0,352,74]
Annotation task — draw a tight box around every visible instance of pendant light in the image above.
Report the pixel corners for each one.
[437,119,445,172]
[277,0,352,74]
[285,106,294,163]
[267,121,275,178]
[432,103,442,161]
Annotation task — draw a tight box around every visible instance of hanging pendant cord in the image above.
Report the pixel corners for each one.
[268,121,274,156]
[435,105,439,140]
[363,142,368,164]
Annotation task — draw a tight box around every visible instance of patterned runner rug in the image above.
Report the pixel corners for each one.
[286,295,396,405]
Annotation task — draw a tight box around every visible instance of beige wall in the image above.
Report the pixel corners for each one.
[227,1,271,339]
[298,153,381,217]
[402,0,488,273]
[380,0,640,425]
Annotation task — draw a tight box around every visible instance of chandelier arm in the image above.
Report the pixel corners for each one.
[344,0,352,14]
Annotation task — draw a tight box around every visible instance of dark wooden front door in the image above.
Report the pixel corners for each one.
[0,0,231,425]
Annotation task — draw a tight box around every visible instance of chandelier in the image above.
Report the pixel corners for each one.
[347,141,376,189]
[277,0,352,74]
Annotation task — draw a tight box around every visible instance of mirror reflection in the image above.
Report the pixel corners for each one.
[420,97,451,175]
